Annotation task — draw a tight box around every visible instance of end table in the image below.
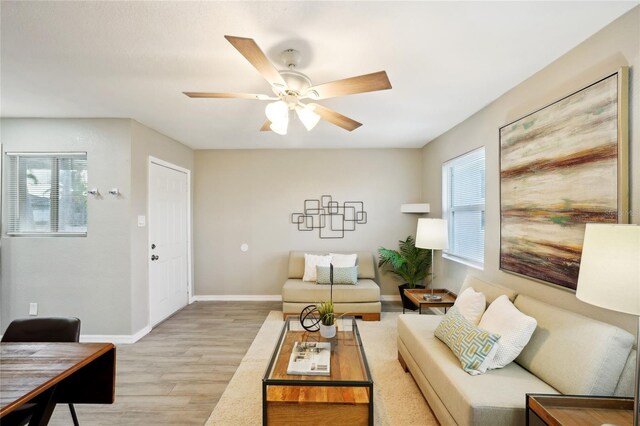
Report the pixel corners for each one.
[403,289,457,314]
[526,393,633,426]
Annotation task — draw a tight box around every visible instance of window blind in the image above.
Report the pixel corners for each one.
[6,153,88,236]
[442,147,485,266]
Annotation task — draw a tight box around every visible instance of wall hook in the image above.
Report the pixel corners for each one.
[108,188,120,196]
[87,188,101,197]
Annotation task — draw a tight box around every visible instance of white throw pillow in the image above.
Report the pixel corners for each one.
[303,254,332,282]
[479,295,538,369]
[329,253,358,267]
[453,287,486,325]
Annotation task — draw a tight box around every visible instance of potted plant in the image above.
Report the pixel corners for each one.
[378,236,432,311]
[317,301,336,338]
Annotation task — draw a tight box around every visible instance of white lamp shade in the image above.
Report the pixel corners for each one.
[576,224,640,316]
[269,117,288,135]
[265,101,288,123]
[295,105,320,131]
[416,218,449,250]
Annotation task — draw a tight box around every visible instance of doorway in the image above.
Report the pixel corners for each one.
[148,158,190,326]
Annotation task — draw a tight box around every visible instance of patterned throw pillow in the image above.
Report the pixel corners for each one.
[435,306,501,375]
[316,265,358,285]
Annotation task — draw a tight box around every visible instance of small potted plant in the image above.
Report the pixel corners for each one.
[378,236,432,311]
[317,301,336,338]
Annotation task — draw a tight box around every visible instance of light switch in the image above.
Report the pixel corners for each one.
[138,215,146,227]
[29,303,38,316]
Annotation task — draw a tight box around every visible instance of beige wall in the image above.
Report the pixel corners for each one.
[1,118,193,336]
[130,120,194,333]
[194,149,423,296]
[421,7,639,333]
[1,118,133,334]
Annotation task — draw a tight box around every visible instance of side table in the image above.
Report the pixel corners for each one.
[403,289,457,314]
[526,393,633,426]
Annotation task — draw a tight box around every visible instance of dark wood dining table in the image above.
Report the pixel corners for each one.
[0,342,116,425]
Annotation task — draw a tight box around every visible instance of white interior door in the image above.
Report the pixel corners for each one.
[149,161,189,326]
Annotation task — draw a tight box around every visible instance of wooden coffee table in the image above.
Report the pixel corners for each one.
[262,316,373,426]
[403,289,457,314]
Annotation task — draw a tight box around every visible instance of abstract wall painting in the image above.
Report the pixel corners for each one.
[499,68,628,290]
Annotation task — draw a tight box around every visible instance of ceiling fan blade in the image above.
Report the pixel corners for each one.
[224,35,287,88]
[183,92,271,100]
[259,120,272,132]
[308,103,362,131]
[307,71,392,100]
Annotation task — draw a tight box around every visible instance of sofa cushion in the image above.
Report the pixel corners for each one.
[282,278,380,303]
[479,295,537,369]
[316,265,358,285]
[398,314,558,425]
[515,295,634,395]
[614,350,636,397]
[288,251,376,279]
[434,306,500,375]
[460,275,517,304]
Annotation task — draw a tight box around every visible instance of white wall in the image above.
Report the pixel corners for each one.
[421,7,639,333]
[193,149,423,297]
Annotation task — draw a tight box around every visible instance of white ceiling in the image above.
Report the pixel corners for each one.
[1,1,636,149]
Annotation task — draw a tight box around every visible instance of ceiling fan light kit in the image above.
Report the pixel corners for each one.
[184,35,392,135]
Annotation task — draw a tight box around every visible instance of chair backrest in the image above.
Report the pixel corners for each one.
[1,317,81,343]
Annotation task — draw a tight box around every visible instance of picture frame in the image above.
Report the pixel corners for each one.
[499,67,629,290]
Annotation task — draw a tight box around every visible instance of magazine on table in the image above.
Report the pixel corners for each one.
[286,341,331,376]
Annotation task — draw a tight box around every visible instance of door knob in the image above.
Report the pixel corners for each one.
[151,255,159,261]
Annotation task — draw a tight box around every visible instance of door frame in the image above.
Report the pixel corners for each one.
[147,156,193,328]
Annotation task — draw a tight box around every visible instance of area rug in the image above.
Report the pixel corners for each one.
[205,311,437,425]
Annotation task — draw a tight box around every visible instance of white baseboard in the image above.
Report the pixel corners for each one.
[192,295,283,302]
[80,324,151,344]
[381,295,401,302]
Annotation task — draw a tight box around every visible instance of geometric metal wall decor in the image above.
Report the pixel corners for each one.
[290,195,367,239]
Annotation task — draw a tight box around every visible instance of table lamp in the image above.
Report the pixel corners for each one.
[576,223,640,426]
[415,218,449,300]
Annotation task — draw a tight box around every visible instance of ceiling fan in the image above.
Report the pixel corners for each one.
[184,35,392,135]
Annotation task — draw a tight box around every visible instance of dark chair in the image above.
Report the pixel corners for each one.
[2,317,82,426]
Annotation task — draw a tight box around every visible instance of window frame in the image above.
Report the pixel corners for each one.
[5,152,88,237]
[441,146,486,269]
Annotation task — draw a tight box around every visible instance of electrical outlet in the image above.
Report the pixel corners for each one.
[29,303,38,316]
[137,215,146,227]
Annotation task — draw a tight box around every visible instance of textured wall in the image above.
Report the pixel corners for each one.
[421,7,639,333]
[130,120,194,333]
[193,149,423,297]
[1,118,133,334]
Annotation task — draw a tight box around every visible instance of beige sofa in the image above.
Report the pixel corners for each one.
[397,275,636,426]
[282,251,381,321]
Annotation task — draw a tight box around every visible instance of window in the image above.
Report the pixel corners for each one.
[6,153,88,236]
[442,147,485,268]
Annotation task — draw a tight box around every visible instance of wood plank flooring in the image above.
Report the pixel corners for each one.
[47,300,402,426]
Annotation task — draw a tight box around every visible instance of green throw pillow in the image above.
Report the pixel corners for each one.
[316,265,358,285]
[434,306,500,375]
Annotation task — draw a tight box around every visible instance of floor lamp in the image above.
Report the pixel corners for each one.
[576,223,640,426]
[415,218,449,300]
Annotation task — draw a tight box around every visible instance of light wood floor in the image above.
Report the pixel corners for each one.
[48,300,403,425]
